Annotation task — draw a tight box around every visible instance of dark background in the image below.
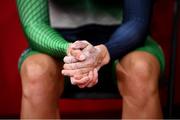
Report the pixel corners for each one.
[0,0,179,118]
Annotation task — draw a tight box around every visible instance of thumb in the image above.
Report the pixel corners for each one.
[70,49,86,61]
[71,40,89,49]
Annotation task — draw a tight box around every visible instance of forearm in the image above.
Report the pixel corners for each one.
[25,23,69,58]
[105,20,148,60]
[17,0,69,58]
[105,0,152,60]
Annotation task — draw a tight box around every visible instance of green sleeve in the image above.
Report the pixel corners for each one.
[16,0,69,58]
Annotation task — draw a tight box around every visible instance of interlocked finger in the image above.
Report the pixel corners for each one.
[73,76,90,87]
[63,61,92,70]
[71,40,89,49]
[63,56,78,64]
[87,68,98,88]
[62,67,93,77]
[70,49,86,61]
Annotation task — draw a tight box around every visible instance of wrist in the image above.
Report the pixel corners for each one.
[66,43,72,55]
[95,44,110,66]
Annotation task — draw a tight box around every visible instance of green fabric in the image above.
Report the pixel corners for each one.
[136,36,165,73]
[18,49,40,71]
[16,0,69,59]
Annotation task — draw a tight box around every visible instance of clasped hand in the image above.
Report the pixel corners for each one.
[62,41,110,88]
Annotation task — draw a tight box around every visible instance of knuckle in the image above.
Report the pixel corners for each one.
[74,64,79,69]
[63,57,67,62]
[63,64,67,69]
[93,79,97,84]
[86,61,92,67]
[74,70,81,75]
[81,40,88,44]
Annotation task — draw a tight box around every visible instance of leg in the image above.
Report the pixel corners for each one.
[116,51,162,119]
[20,53,64,119]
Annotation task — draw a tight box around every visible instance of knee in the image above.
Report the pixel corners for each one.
[20,54,60,99]
[129,57,155,79]
[129,58,159,95]
[117,52,160,101]
[117,52,160,83]
[21,54,58,82]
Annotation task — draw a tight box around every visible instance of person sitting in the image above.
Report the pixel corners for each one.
[16,0,165,119]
